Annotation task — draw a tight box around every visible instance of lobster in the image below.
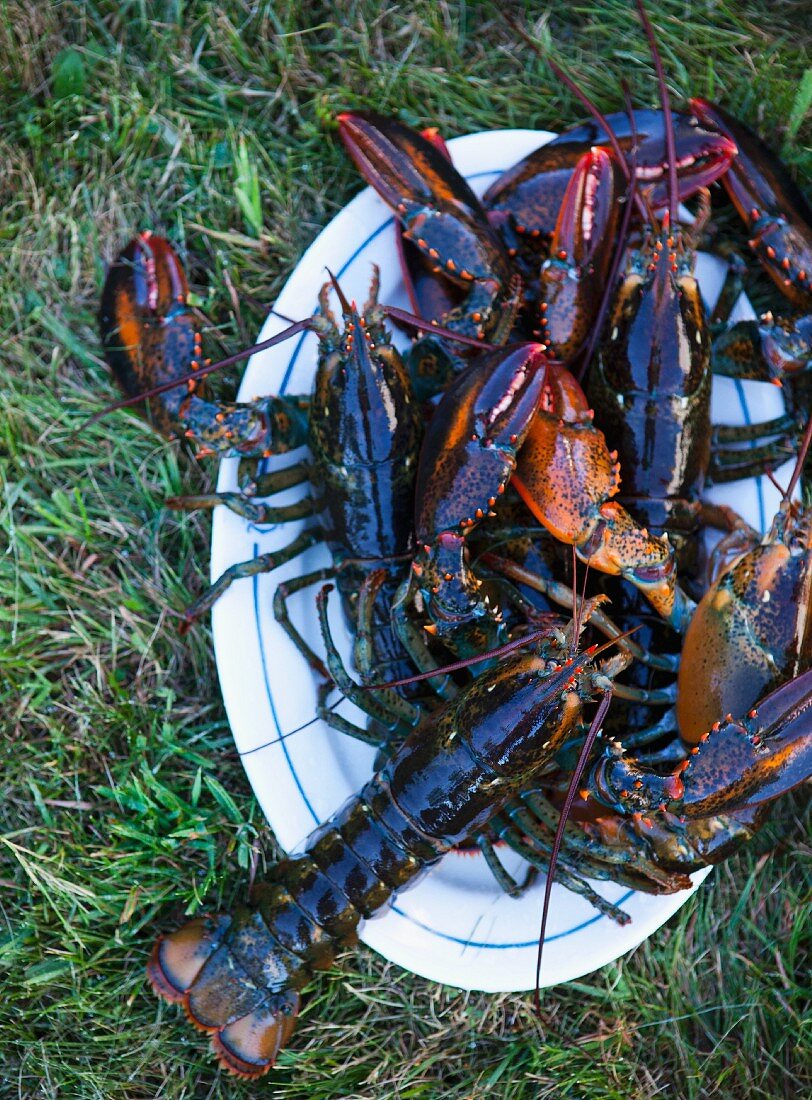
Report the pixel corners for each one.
[99,232,429,717]
[147,591,812,1077]
[691,98,812,483]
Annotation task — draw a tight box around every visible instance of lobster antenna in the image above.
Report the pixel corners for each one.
[367,620,639,687]
[534,687,614,1014]
[575,80,641,381]
[78,317,314,432]
[783,413,812,504]
[363,626,554,690]
[569,549,593,659]
[83,305,499,435]
[635,0,678,227]
[382,305,502,351]
[325,267,353,315]
[504,12,649,222]
[238,694,345,756]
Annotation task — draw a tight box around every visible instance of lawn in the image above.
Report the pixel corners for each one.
[1,1,810,1097]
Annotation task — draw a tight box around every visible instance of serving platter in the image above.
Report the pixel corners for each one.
[209,129,794,993]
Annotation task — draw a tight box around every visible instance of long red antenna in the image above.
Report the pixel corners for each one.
[504,12,649,222]
[635,0,678,227]
[534,688,614,1013]
[783,414,812,504]
[79,317,314,431]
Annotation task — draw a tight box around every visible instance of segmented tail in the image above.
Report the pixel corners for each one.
[148,914,301,1078]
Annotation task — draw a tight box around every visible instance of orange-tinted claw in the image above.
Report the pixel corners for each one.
[99,233,197,435]
[677,505,812,744]
[679,668,812,817]
[513,364,692,630]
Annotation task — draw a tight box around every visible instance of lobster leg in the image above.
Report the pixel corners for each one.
[178,528,324,634]
[476,833,537,898]
[389,579,461,703]
[167,462,313,524]
[316,586,423,737]
[314,681,392,747]
[272,568,337,682]
[480,817,632,922]
[505,795,686,894]
[171,492,316,525]
[713,414,799,444]
[708,437,801,483]
[481,550,680,673]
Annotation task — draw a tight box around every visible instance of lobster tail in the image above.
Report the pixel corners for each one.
[210,996,300,1079]
[148,912,301,1078]
[147,914,229,1003]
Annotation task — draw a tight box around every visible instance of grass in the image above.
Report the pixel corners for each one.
[1,1,810,1096]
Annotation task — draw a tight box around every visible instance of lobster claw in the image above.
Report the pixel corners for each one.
[534,147,624,359]
[99,232,197,434]
[676,667,812,818]
[338,110,514,340]
[483,109,736,244]
[99,236,310,457]
[676,501,812,743]
[512,364,693,631]
[392,125,465,325]
[414,342,547,543]
[409,342,546,647]
[690,98,812,309]
[338,109,488,226]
